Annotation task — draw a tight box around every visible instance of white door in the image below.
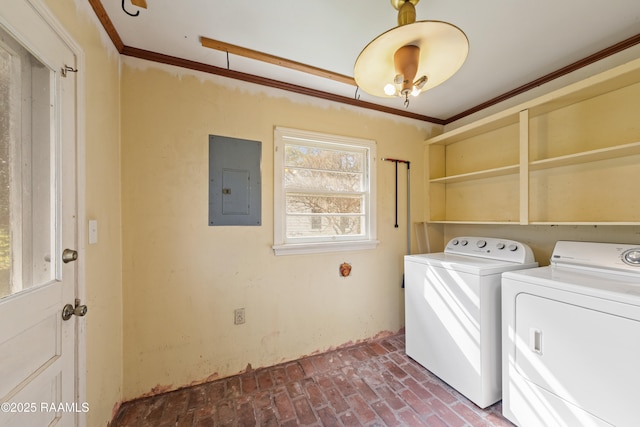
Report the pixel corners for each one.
[0,1,81,426]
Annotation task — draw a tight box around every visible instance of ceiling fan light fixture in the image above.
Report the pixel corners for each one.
[394,44,420,95]
[396,0,418,26]
[354,0,468,106]
[413,75,428,95]
[384,83,397,96]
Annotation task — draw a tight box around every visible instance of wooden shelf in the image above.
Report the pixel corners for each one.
[430,164,519,184]
[425,113,519,146]
[426,58,640,148]
[427,220,521,225]
[425,57,640,225]
[526,60,640,118]
[428,220,640,225]
[530,141,640,171]
[529,222,640,226]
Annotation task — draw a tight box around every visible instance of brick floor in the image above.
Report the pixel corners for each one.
[111,334,514,426]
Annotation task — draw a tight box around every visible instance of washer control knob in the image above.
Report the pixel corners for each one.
[496,242,505,250]
[623,249,640,266]
[477,240,487,248]
[451,239,459,246]
[460,240,468,246]
[508,244,518,252]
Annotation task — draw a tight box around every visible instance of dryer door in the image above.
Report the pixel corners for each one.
[514,291,640,427]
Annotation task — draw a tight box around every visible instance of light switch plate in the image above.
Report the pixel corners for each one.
[88,220,98,244]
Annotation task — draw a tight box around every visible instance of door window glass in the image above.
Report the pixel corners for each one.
[0,27,55,298]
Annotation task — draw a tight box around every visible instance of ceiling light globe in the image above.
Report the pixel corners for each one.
[384,83,397,96]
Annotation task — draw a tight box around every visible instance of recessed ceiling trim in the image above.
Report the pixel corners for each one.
[201,36,356,87]
[121,46,444,124]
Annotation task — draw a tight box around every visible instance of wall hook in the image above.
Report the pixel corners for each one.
[122,0,140,17]
[61,65,78,78]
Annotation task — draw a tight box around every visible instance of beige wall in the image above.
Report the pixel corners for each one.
[120,58,436,399]
[43,1,123,425]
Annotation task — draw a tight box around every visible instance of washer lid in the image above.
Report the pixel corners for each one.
[405,252,538,275]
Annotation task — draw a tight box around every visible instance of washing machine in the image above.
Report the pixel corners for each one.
[404,236,537,408]
[502,241,640,427]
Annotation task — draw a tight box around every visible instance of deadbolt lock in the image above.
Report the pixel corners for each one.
[62,298,88,321]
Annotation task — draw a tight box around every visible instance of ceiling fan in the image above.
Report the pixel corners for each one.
[354,0,469,107]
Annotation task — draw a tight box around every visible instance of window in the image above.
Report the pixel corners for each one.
[0,26,56,297]
[273,127,378,255]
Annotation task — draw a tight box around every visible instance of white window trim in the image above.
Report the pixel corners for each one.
[273,127,378,256]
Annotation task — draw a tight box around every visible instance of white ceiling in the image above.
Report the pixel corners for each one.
[103,0,640,122]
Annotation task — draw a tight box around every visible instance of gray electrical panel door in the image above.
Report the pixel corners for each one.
[209,135,261,226]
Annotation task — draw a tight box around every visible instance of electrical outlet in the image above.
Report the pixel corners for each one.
[234,308,245,325]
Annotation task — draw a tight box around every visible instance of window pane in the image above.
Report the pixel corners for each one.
[285,144,364,173]
[286,194,363,214]
[286,215,364,238]
[0,29,54,299]
[284,167,363,192]
[0,47,9,296]
[285,193,365,239]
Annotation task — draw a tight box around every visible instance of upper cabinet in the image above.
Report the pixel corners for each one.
[426,58,640,225]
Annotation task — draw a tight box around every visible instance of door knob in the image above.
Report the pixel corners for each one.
[62,249,78,263]
[62,298,88,321]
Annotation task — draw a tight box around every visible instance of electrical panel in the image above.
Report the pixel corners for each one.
[209,135,261,226]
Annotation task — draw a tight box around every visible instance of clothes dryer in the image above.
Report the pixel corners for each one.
[404,236,537,408]
[502,241,640,427]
